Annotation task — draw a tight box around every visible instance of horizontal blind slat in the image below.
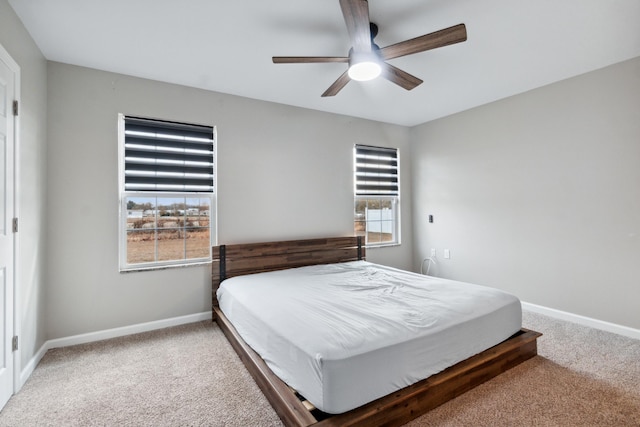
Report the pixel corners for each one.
[125,149,214,164]
[125,117,213,139]
[125,164,214,175]
[125,176,214,186]
[125,136,213,150]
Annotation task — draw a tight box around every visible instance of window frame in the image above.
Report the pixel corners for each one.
[354,195,401,247]
[117,114,217,272]
[353,144,401,247]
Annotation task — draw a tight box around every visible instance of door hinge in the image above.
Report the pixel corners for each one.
[12,218,18,233]
[12,100,18,116]
[12,336,18,352]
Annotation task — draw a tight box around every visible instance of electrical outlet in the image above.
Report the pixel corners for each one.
[430,248,436,257]
[444,249,450,259]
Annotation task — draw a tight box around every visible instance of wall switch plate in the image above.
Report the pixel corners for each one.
[444,249,450,259]
[430,248,436,257]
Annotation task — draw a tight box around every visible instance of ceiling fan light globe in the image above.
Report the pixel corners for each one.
[348,61,382,81]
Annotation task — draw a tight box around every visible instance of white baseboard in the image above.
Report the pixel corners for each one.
[45,311,213,349]
[522,302,640,340]
[19,311,212,390]
[19,341,49,390]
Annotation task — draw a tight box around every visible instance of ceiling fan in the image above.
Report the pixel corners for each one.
[272,0,467,97]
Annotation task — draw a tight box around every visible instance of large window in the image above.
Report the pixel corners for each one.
[118,115,216,271]
[354,144,400,246]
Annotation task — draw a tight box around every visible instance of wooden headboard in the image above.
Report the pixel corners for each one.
[212,236,365,307]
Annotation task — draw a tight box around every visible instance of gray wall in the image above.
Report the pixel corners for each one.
[46,62,413,339]
[0,0,48,372]
[411,57,640,330]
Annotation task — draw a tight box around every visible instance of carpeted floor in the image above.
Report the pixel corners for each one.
[1,310,638,426]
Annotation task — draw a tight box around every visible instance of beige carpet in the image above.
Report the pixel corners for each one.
[1,310,638,426]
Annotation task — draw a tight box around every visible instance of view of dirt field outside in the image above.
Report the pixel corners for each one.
[126,196,211,264]
[355,198,395,244]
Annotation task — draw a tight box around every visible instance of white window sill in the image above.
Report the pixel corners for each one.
[120,260,212,273]
[365,242,401,249]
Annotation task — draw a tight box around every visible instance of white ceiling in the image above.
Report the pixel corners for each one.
[9,0,640,126]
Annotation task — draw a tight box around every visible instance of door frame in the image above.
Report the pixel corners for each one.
[0,42,21,396]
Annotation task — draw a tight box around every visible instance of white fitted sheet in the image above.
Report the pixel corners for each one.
[217,261,521,414]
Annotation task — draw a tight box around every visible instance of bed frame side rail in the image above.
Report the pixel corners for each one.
[217,303,541,427]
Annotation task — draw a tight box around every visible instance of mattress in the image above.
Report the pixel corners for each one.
[217,260,521,414]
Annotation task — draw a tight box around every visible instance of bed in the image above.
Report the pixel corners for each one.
[212,236,541,426]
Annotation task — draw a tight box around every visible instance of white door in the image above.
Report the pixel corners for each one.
[0,46,16,411]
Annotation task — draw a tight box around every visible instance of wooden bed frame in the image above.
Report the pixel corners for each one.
[212,236,541,427]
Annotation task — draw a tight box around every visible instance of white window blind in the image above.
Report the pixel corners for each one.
[354,145,399,196]
[124,116,215,192]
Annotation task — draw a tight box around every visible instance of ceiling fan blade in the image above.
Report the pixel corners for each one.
[339,0,372,52]
[273,56,349,64]
[321,71,351,97]
[381,63,423,91]
[380,23,467,61]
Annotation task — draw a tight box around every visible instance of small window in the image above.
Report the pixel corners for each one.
[354,145,400,246]
[118,115,216,271]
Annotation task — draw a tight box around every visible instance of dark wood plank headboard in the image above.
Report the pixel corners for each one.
[212,236,364,307]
